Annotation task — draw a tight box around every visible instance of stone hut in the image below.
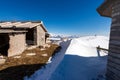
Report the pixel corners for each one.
[0,21,49,57]
[97,0,120,80]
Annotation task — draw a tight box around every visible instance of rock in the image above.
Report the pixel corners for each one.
[14,56,21,58]
[27,46,37,50]
[26,53,36,56]
[47,57,52,63]
[41,53,48,57]
[0,56,4,59]
[40,48,46,51]
[43,44,51,48]
[0,59,6,64]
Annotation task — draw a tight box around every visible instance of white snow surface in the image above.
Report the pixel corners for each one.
[49,36,109,80]
[24,40,71,80]
[66,36,109,57]
[25,36,109,80]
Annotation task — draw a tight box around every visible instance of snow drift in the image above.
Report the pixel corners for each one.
[24,40,71,80]
[66,36,109,57]
[25,36,109,80]
[50,36,109,80]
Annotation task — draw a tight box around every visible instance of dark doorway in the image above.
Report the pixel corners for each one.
[26,28,37,45]
[0,34,10,56]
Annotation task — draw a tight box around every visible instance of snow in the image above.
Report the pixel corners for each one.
[24,40,71,80]
[49,36,109,80]
[48,38,61,41]
[25,36,109,80]
[50,33,82,38]
[66,36,109,57]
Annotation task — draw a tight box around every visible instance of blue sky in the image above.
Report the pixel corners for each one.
[0,0,111,35]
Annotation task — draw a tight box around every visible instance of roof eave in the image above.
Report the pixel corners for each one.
[97,0,115,18]
[97,7,111,18]
[40,21,48,32]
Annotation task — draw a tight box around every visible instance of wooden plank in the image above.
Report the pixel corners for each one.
[110,36,120,41]
[107,60,120,71]
[106,69,115,80]
[109,52,120,59]
[109,44,120,54]
[107,66,120,80]
[111,23,120,27]
[110,31,120,37]
[110,40,120,46]
[96,46,108,51]
[106,70,120,80]
[108,56,120,65]
[0,30,27,33]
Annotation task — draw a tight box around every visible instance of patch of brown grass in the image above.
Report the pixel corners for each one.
[0,44,61,80]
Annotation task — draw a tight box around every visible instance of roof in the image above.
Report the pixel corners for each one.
[97,0,116,17]
[0,21,47,32]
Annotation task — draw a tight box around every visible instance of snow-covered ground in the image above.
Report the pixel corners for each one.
[24,40,71,80]
[24,36,109,80]
[66,36,108,57]
[49,36,109,80]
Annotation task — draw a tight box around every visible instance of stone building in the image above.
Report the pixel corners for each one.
[97,0,120,80]
[0,21,49,57]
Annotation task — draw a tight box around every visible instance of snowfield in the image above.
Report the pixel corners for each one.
[25,36,109,80]
[66,36,109,57]
[50,36,109,80]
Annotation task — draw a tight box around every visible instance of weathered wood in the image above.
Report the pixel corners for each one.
[107,66,120,80]
[110,40,120,46]
[108,56,120,69]
[109,44,120,53]
[108,56,120,65]
[96,46,108,51]
[106,69,120,80]
[98,0,120,80]
[109,52,120,59]
[110,33,120,40]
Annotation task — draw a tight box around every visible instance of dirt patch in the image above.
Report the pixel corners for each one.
[0,44,61,80]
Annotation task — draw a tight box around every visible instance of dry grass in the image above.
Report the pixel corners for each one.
[0,44,61,80]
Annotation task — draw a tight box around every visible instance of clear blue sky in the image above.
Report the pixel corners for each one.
[0,0,111,36]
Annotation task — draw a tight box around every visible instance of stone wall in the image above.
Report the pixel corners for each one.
[106,1,120,80]
[8,33,26,57]
[36,25,46,46]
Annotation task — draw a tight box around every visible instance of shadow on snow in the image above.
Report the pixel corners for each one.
[50,54,107,80]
